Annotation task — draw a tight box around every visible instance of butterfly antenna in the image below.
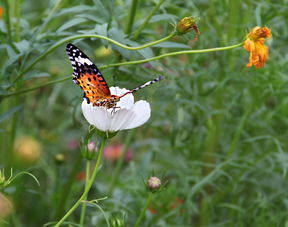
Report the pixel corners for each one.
[119,76,165,98]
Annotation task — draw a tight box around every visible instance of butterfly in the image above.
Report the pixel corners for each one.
[66,43,164,109]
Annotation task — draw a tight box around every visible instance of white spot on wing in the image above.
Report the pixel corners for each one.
[75,56,93,65]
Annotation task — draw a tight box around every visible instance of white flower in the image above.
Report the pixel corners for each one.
[81,87,151,132]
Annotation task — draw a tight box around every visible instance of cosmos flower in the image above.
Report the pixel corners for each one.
[244,26,272,69]
[82,87,151,132]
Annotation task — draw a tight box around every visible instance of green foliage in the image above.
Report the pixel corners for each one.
[0,0,287,226]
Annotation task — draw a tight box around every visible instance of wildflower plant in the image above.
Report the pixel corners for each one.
[0,0,286,226]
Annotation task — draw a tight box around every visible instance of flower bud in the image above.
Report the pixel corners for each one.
[87,141,96,152]
[54,153,66,165]
[177,16,197,34]
[81,140,98,160]
[147,176,161,192]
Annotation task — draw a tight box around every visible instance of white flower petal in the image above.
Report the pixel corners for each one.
[110,86,134,110]
[81,87,151,132]
[109,109,137,131]
[123,100,151,130]
[82,101,111,131]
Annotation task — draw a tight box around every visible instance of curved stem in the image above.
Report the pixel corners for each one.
[79,160,91,226]
[5,76,71,98]
[13,33,176,83]
[101,42,243,69]
[55,138,107,227]
[3,42,243,98]
[134,193,153,227]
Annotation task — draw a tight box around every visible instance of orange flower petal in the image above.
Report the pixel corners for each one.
[244,26,272,69]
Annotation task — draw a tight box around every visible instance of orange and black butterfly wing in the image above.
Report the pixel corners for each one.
[66,43,110,104]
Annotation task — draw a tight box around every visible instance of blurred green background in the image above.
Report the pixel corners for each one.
[1,0,288,226]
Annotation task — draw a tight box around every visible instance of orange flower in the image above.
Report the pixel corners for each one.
[244,26,272,69]
[0,7,3,18]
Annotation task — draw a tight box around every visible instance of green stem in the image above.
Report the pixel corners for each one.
[55,138,107,227]
[5,76,71,98]
[35,0,62,36]
[126,0,139,34]
[79,160,91,226]
[3,42,243,98]
[14,0,22,42]
[3,0,12,44]
[133,0,166,39]
[134,193,153,227]
[13,33,176,83]
[107,131,134,196]
[101,42,243,69]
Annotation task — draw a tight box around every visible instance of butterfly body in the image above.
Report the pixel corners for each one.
[93,95,120,109]
[66,43,163,109]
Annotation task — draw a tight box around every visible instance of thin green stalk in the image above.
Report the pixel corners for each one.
[3,0,12,44]
[55,138,107,227]
[3,42,243,98]
[107,131,135,196]
[14,0,22,42]
[79,160,91,226]
[13,33,176,83]
[133,0,166,39]
[5,76,71,98]
[100,42,243,69]
[35,0,62,36]
[126,0,139,34]
[134,193,153,227]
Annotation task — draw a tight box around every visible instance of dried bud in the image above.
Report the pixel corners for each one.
[177,17,197,34]
[176,17,200,41]
[147,176,161,192]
